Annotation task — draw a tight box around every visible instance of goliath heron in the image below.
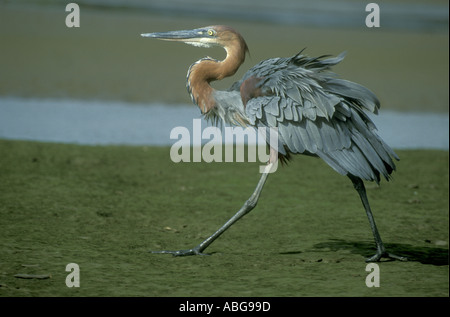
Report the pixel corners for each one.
[141,25,406,262]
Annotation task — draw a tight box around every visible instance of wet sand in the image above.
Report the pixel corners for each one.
[0,3,448,113]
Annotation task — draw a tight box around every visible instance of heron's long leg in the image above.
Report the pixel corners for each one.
[152,162,275,256]
[348,174,407,262]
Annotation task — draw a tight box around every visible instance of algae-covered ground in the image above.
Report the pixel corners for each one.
[0,140,448,296]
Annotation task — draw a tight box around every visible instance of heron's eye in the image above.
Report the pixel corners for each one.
[207,29,215,36]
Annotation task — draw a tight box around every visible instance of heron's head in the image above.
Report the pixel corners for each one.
[141,25,248,54]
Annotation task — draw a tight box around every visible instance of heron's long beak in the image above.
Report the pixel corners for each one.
[141,28,206,42]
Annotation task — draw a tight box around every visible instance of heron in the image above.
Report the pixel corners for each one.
[141,25,406,262]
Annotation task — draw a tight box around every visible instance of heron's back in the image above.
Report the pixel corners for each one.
[230,50,399,183]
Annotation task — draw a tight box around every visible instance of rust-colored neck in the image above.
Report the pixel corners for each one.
[187,37,247,114]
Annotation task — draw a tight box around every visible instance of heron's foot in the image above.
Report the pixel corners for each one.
[365,250,407,262]
[150,246,208,257]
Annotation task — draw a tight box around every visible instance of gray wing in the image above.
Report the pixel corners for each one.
[236,51,398,183]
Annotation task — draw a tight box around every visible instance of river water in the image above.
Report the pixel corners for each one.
[0,97,448,150]
[64,0,449,32]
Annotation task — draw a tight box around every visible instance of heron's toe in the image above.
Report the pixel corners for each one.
[365,251,407,262]
[150,247,209,257]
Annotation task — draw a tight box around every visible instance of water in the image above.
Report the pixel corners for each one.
[0,97,448,150]
[71,0,449,32]
[15,0,448,32]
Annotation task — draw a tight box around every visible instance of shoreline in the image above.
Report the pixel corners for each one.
[1,96,448,149]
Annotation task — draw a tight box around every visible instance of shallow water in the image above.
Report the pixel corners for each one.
[0,97,448,150]
[35,0,450,32]
[0,98,449,150]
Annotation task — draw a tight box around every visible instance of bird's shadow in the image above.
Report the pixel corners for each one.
[281,239,448,266]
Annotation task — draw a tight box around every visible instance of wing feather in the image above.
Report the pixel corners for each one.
[239,50,398,182]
